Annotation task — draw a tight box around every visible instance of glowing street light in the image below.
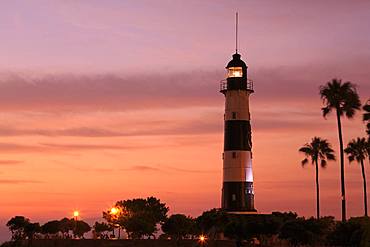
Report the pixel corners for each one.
[73,210,79,239]
[109,206,122,239]
[73,211,79,221]
[110,207,119,215]
[199,235,207,245]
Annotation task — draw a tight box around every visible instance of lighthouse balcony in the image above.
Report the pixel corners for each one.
[220,79,254,93]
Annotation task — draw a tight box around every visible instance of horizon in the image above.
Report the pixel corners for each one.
[1,0,370,243]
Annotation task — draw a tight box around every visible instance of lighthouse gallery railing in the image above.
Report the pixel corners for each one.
[220,79,254,93]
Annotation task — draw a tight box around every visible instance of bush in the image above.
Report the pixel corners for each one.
[162,214,196,240]
[328,217,370,247]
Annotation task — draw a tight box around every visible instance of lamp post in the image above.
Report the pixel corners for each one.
[73,211,79,239]
[73,211,79,220]
[110,207,121,239]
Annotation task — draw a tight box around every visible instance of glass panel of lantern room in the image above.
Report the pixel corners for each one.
[228,67,243,78]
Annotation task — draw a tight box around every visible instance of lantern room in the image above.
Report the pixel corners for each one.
[220,53,253,94]
[226,53,247,79]
[227,67,243,78]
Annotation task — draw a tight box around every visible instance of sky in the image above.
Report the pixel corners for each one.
[0,0,370,242]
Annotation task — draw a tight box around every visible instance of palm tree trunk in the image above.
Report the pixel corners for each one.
[336,109,346,221]
[360,160,368,217]
[315,160,320,219]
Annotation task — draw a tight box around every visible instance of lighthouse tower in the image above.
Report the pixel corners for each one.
[220,51,256,212]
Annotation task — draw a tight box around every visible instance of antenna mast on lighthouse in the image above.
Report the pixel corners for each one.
[235,12,238,54]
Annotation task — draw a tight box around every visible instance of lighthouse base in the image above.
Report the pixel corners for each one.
[222,181,256,212]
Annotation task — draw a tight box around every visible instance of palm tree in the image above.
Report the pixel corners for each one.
[344,137,369,217]
[320,78,361,221]
[299,137,335,219]
[363,100,370,138]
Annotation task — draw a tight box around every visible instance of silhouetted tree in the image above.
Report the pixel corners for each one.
[72,220,91,238]
[271,211,298,223]
[320,78,361,221]
[363,100,370,137]
[328,217,370,247]
[196,208,229,240]
[6,216,30,240]
[224,216,253,246]
[41,220,60,238]
[102,206,122,238]
[345,137,369,216]
[250,214,289,245]
[24,223,41,240]
[115,197,168,239]
[162,214,196,240]
[224,213,300,246]
[59,218,73,238]
[279,217,335,247]
[93,222,112,239]
[299,137,335,218]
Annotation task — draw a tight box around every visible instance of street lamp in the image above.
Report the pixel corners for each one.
[109,206,121,239]
[73,211,79,239]
[73,211,79,220]
[198,235,207,246]
[110,207,119,215]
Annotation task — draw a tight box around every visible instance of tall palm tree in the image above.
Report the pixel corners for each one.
[320,78,361,221]
[363,100,370,138]
[299,137,335,219]
[344,137,369,217]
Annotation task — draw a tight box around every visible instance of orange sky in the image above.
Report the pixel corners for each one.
[0,0,370,242]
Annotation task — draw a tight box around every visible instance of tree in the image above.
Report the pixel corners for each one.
[271,211,298,223]
[93,222,112,239]
[328,217,370,247]
[320,78,361,221]
[279,217,335,247]
[345,137,369,216]
[59,218,73,238]
[227,215,276,246]
[115,197,168,239]
[6,216,30,240]
[24,223,41,240]
[224,216,254,246]
[299,137,335,218]
[196,208,229,240]
[162,214,196,240]
[363,100,370,137]
[73,220,91,238]
[102,207,121,238]
[41,220,60,238]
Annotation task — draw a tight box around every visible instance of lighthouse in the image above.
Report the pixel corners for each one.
[220,51,256,213]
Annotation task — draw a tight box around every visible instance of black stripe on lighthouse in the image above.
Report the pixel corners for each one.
[222,182,255,211]
[224,120,252,151]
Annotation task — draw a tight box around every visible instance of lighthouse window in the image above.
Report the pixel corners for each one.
[232,194,236,201]
[232,152,237,158]
[232,112,237,119]
[228,67,243,78]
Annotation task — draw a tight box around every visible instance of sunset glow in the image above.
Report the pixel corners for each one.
[0,0,369,243]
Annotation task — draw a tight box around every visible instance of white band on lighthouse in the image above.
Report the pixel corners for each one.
[223,151,253,182]
[224,90,251,121]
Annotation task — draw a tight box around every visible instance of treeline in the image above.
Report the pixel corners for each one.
[6,216,91,240]
[5,197,370,246]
